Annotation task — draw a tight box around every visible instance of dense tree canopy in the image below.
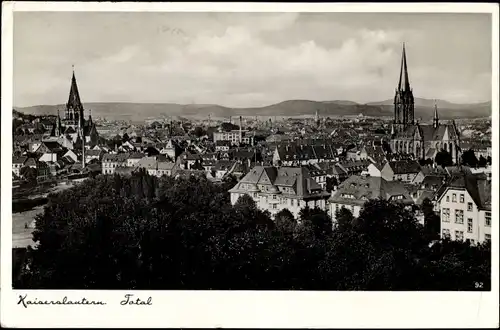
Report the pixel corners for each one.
[435,150,453,168]
[16,172,490,291]
[461,149,478,168]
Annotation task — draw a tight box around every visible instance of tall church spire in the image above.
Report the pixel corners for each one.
[393,43,415,128]
[66,66,84,124]
[433,99,439,128]
[398,43,411,92]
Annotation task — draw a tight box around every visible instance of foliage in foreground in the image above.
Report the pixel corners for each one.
[15,171,491,290]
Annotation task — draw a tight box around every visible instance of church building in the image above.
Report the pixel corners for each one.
[51,68,99,148]
[390,43,461,163]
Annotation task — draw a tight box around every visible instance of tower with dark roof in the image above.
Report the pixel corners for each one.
[394,43,414,129]
[65,66,85,127]
[433,99,440,129]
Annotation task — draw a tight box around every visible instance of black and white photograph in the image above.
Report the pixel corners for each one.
[2,2,499,328]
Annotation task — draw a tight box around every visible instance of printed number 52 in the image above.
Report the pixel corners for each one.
[475,282,484,289]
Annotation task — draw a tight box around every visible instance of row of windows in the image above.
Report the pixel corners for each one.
[446,193,465,203]
[442,208,491,227]
[443,229,491,242]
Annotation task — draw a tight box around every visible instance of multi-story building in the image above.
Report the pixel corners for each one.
[102,153,130,175]
[436,171,491,244]
[328,175,414,222]
[229,165,331,219]
[12,156,28,176]
[380,160,421,182]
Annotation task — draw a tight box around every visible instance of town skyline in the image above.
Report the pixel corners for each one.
[14,12,492,108]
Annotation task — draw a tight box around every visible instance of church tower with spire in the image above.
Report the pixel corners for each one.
[433,99,440,129]
[394,43,414,130]
[64,66,85,128]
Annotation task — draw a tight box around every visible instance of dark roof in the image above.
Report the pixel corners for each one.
[438,170,491,210]
[230,165,330,199]
[12,156,28,164]
[388,160,421,174]
[329,175,414,206]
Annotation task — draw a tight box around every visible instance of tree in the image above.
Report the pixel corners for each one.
[275,208,296,233]
[477,155,487,168]
[334,207,354,232]
[487,156,492,166]
[17,172,491,291]
[421,198,440,240]
[298,206,333,238]
[122,133,130,143]
[435,150,453,168]
[461,149,478,168]
[325,176,338,192]
[193,126,206,137]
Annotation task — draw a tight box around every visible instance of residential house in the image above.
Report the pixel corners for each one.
[127,152,145,167]
[85,149,104,164]
[381,160,421,182]
[436,171,491,244]
[229,166,331,219]
[337,160,371,177]
[12,156,28,176]
[102,153,130,175]
[329,175,414,221]
[215,140,232,152]
[36,141,67,162]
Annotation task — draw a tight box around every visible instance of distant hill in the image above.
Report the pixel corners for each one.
[14,98,491,122]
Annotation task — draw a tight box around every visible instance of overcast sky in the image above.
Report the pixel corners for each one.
[13,12,492,107]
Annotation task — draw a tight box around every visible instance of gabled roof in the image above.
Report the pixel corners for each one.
[102,153,130,162]
[12,156,28,165]
[230,165,329,199]
[387,160,421,174]
[329,175,414,206]
[214,160,237,171]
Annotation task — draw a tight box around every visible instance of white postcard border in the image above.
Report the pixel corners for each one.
[1,2,499,328]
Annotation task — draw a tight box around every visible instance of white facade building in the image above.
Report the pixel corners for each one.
[436,173,491,244]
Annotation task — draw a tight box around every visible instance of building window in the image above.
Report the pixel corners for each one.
[459,194,464,203]
[455,209,464,224]
[351,205,354,213]
[455,230,464,241]
[485,234,491,242]
[291,199,295,207]
[442,229,451,239]
[467,202,473,212]
[442,208,450,222]
[467,218,473,233]
[272,204,277,209]
[452,193,456,202]
[446,195,450,202]
[485,212,491,226]
[273,194,276,200]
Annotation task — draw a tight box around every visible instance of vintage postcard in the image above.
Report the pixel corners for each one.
[1,2,499,328]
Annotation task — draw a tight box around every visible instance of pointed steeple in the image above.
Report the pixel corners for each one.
[55,109,62,136]
[398,43,411,92]
[66,65,84,123]
[88,108,93,126]
[433,99,439,128]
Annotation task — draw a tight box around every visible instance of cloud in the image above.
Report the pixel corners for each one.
[13,12,492,107]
